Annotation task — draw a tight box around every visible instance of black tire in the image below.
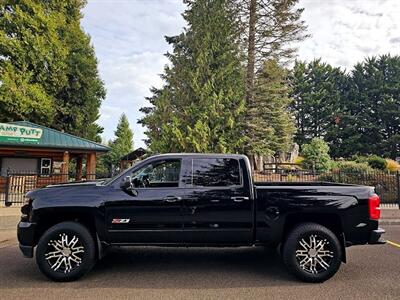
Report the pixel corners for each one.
[283,223,342,283]
[36,221,96,282]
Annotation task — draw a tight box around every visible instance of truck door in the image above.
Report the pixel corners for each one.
[105,158,185,243]
[181,157,253,243]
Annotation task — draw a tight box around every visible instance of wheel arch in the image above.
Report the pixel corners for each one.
[33,209,100,258]
[282,213,346,263]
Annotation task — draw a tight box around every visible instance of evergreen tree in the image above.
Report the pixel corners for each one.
[140,0,245,153]
[108,114,134,167]
[229,0,307,167]
[289,59,348,152]
[0,0,105,141]
[232,0,308,114]
[301,137,332,172]
[246,59,295,156]
[289,55,400,159]
[340,55,400,158]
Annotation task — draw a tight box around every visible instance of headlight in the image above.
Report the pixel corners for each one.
[21,198,33,221]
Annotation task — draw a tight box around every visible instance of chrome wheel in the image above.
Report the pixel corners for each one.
[295,234,334,274]
[45,233,85,274]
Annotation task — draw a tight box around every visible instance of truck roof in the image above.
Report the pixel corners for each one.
[149,153,247,159]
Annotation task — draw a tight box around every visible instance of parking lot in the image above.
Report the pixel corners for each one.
[0,226,399,299]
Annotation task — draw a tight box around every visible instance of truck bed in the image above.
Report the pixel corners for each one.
[254,181,366,187]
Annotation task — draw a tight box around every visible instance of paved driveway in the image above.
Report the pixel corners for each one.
[0,226,399,300]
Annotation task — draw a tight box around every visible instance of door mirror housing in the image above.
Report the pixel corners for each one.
[121,176,132,189]
[120,176,138,196]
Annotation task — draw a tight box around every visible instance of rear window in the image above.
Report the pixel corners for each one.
[190,158,241,187]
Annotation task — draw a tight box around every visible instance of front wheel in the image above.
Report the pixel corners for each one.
[283,223,342,283]
[36,221,96,281]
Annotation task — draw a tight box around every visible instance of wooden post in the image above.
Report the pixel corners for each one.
[76,156,83,181]
[61,151,69,182]
[86,153,96,180]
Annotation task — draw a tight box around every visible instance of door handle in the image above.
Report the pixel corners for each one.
[231,196,249,202]
[163,196,182,203]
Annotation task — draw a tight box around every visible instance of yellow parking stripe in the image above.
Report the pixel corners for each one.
[387,240,400,249]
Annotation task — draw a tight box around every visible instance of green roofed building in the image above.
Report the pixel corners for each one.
[0,121,110,205]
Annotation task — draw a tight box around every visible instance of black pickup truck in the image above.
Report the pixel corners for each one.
[18,153,385,282]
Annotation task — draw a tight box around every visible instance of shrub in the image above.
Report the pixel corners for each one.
[301,138,332,172]
[386,159,400,172]
[334,161,374,173]
[294,156,304,165]
[319,161,378,184]
[366,155,387,170]
[351,155,368,164]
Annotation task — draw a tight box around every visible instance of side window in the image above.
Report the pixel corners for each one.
[130,159,181,188]
[191,158,241,187]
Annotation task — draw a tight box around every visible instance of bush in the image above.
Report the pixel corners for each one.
[351,155,387,170]
[301,138,332,172]
[366,155,387,170]
[334,161,374,173]
[351,155,368,164]
[319,161,377,184]
[294,156,304,165]
[386,159,400,172]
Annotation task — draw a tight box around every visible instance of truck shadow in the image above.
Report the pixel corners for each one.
[85,246,298,288]
[0,244,311,288]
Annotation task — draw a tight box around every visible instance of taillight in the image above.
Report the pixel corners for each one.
[368,194,381,220]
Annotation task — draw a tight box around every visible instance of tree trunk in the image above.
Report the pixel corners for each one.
[245,0,257,107]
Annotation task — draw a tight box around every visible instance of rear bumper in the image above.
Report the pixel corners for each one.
[369,227,386,244]
[17,221,36,258]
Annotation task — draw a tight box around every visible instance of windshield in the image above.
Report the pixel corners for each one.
[101,160,144,185]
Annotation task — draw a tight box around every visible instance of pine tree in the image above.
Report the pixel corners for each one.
[140,0,245,153]
[341,55,400,158]
[107,114,134,169]
[229,0,308,168]
[245,59,295,169]
[289,59,348,151]
[232,0,308,112]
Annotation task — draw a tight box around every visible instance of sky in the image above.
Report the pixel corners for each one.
[81,0,400,148]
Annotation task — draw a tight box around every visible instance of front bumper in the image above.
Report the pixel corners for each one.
[369,227,386,244]
[17,221,36,258]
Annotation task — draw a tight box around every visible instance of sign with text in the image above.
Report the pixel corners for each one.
[0,123,43,144]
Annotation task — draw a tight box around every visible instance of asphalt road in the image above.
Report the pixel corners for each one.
[0,226,399,300]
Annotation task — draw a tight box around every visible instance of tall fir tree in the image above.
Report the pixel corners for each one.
[0,0,105,142]
[246,59,295,158]
[289,55,400,158]
[140,0,245,153]
[289,59,348,154]
[231,0,308,115]
[229,0,308,168]
[107,114,134,169]
[340,55,400,158]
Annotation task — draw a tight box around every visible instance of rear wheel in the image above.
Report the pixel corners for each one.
[36,221,96,281]
[283,223,342,283]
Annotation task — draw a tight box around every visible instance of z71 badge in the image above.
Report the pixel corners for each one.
[112,218,130,224]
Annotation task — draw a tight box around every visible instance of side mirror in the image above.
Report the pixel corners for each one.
[121,176,132,189]
[120,176,138,196]
[121,176,138,197]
